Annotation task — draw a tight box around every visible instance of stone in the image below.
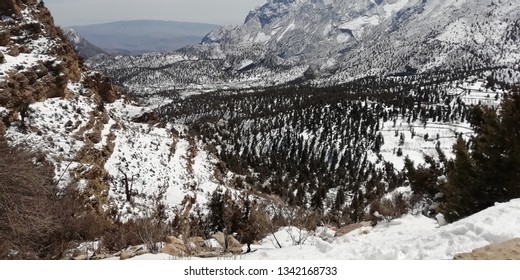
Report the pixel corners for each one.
[0,31,9,47]
[212,232,226,247]
[7,46,19,57]
[454,238,520,260]
[73,254,88,260]
[197,251,221,258]
[211,232,242,254]
[119,246,146,260]
[84,73,120,103]
[162,243,187,257]
[187,237,206,248]
[91,253,112,260]
[335,221,371,237]
[166,236,186,249]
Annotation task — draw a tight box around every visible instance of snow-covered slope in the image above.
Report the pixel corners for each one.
[245,198,520,260]
[128,198,520,260]
[0,1,230,220]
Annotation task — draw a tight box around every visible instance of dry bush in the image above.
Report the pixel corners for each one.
[367,193,412,223]
[100,218,169,254]
[0,139,57,259]
[267,206,323,247]
[46,187,112,258]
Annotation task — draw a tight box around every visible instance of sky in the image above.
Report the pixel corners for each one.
[44,0,267,27]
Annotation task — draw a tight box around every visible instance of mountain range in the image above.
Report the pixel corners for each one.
[88,0,520,95]
[70,20,221,55]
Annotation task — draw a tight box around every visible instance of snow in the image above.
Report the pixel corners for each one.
[254,32,271,43]
[247,198,520,259]
[383,0,410,18]
[339,15,380,33]
[6,92,96,187]
[436,19,470,44]
[123,198,520,260]
[277,22,296,42]
[336,33,351,43]
[237,59,254,71]
[104,101,222,221]
[373,120,473,170]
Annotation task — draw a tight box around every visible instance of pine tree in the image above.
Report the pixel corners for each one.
[442,87,520,222]
[441,137,478,222]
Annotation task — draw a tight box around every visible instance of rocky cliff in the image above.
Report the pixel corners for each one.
[1,1,216,220]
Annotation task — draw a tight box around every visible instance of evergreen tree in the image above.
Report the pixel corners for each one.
[442,87,520,222]
[441,137,478,222]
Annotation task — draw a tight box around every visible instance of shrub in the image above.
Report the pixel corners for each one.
[367,193,412,223]
[0,139,57,259]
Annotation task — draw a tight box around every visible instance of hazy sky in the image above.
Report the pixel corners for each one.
[45,0,267,27]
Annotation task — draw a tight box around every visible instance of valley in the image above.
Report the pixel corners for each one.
[1,0,519,260]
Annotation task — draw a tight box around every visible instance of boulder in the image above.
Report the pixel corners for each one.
[84,73,120,103]
[454,238,520,260]
[0,31,9,47]
[211,232,242,254]
[7,46,19,57]
[166,236,187,250]
[187,237,206,248]
[73,254,88,260]
[161,243,187,257]
[212,232,226,247]
[91,253,113,260]
[335,221,371,237]
[119,246,148,260]
[197,251,221,258]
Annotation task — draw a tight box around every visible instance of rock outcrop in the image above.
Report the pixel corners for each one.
[454,239,520,260]
[0,1,84,113]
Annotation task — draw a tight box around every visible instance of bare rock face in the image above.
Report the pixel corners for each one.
[0,1,82,108]
[84,73,120,103]
[454,239,520,260]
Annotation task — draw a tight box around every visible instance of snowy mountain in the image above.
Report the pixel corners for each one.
[88,0,520,95]
[202,0,520,78]
[63,28,107,58]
